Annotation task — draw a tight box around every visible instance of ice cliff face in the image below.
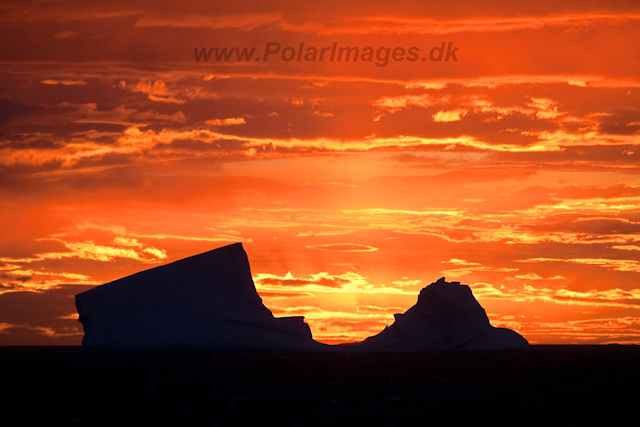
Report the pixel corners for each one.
[76,244,529,351]
[353,277,530,351]
[75,243,325,350]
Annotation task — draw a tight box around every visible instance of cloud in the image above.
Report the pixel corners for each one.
[374,94,445,112]
[312,111,333,117]
[0,268,98,293]
[433,109,468,122]
[527,98,562,119]
[469,281,640,309]
[613,245,640,252]
[112,237,142,247]
[53,30,78,39]
[206,118,246,126]
[131,80,185,104]
[72,103,187,125]
[59,240,167,263]
[439,259,518,278]
[4,68,640,177]
[297,229,356,237]
[518,257,640,273]
[0,238,168,266]
[324,13,640,35]
[391,278,422,287]
[305,243,379,252]
[494,316,640,344]
[356,305,406,313]
[131,9,640,36]
[41,79,87,85]
[135,12,283,30]
[127,232,253,244]
[509,273,566,280]
[254,271,409,297]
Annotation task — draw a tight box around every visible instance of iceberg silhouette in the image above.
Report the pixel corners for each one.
[353,277,529,351]
[76,243,325,350]
[76,243,529,351]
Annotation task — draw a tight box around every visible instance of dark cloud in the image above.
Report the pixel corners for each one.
[0,285,93,345]
[597,108,640,135]
[0,97,39,126]
[528,217,640,235]
[0,275,31,283]
[488,145,640,172]
[556,183,640,199]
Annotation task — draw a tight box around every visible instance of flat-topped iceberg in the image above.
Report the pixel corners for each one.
[76,243,325,350]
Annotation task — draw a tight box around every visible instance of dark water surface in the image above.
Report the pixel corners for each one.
[1,345,637,425]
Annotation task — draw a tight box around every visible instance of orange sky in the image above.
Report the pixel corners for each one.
[1,0,640,345]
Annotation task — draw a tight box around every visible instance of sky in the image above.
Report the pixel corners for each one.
[1,0,640,345]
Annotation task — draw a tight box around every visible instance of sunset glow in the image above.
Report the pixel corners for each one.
[2,0,640,345]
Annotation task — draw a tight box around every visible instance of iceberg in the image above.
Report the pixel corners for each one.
[76,244,529,351]
[76,243,325,350]
[354,277,530,351]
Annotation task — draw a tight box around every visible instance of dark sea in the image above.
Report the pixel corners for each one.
[1,345,637,425]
